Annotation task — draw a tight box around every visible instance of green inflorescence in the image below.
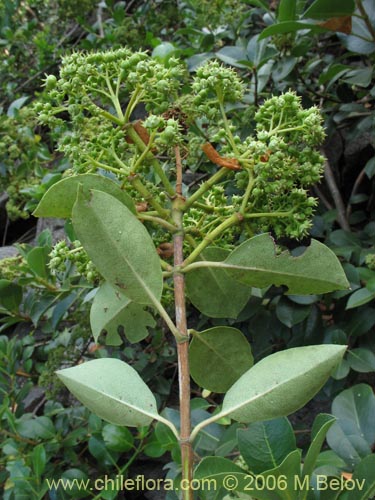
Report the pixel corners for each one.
[38,48,325,256]
[49,240,100,284]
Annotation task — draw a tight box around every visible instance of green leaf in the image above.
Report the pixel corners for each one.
[276,297,311,327]
[301,414,336,494]
[327,384,375,467]
[16,416,55,440]
[7,96,29,117]
[186,247,251,318]
[152,42,177,61]
[222,234,349,294]
[72,189,163,305]
[90,282,155,345]
[347,455,375,500]
[346,288,375,309]
[33,174,135,218]
[303,0,355,19]
[219,345,346,423]
[347,348,375,373]
[0,279,22,312]
[31,444,46,477]
[88,436,119,467]
[278,0,297,22]
[195,452,302,500]
[216,46,248,68]
[343,67,374,87]
[258,450,301,500]
[56,358,159,427]
[26,246,49,279]
[194,456,278,500]
[259,21,326,40]
[60,469,90,498]
[189,327,253,393]
[102,424,134,452]
[237,417,296,473]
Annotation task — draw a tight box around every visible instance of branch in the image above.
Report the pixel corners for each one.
[323,155,351,231]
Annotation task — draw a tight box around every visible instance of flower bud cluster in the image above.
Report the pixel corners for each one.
[247,92,325,239]
[192,60,245,119]
[49,240,100,283]
[143,115,184,149]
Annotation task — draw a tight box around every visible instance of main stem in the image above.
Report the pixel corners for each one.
[173,147,193,499]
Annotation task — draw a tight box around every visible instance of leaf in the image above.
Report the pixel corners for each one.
[56,358,160,427]
[194,452,302,500]
[90,282,155,345]
[327,384,375,468]
[303,0,355,19]
[237,417,296,473]
[194,456,278,500]
[16,416,55,440]
[301,414,336,492]
[218,345,346,423]
[278,0,297,22]
[347,455,375,500]
[258,450,301,500]
[347,348,375,373]
[102,424,134,452]
[217,234,349,294]
[0,279,22,311]
[31,444,46,477]
[189,327,253,393]
[33,174,135,218]
[216,46,248,68]
[346,287,375,309]
[185,247,251,319]
[343,67,374,87]
[152,42,177,61]
[7,96,29,117]
[26,246,49,279]
[259,21,326,40]
[88,436,119,466]
[276,297,311,327]
[72,189,163,305]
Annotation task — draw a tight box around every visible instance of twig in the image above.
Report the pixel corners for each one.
[346,166,367,218]
[323,155,351,231]
[313,185,333,211]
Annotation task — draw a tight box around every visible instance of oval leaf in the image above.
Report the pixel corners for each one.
[326,384,375,467]
[189,327,253,393]
[220,344,346,423]
[72,189,163,305]
[33,174,135,218]
[90,282,155,345]
[56,358,159,427]
[224,234,349,294]
[185,247,251,319]
[237,417,296,474]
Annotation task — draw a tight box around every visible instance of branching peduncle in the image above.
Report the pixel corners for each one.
[128,174,170,219]
[183,213,242,267]
[183,167,230,211]
[126,125,175,196]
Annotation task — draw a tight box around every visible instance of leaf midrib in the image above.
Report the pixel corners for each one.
[220,355,336,419]
[61,375,158,421]
[79,193,161,305]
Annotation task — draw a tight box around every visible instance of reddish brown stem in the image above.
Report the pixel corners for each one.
[173,146,193,498]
